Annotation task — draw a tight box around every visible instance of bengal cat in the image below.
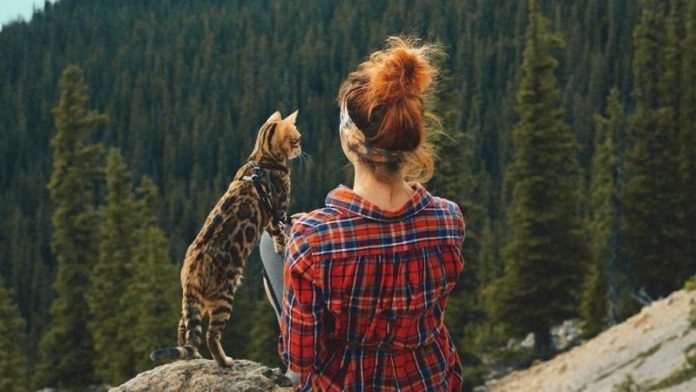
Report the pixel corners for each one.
[150,110,301,367]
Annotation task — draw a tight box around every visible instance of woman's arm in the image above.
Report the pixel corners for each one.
[278,226,323,385]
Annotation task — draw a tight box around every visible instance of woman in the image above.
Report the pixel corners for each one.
[263,36,465,391]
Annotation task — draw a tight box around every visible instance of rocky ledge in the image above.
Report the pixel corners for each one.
[109,359,293,392]
[485,289,696,392]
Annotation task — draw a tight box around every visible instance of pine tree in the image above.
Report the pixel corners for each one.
[247,299,282,369]
[487,0,589,353]
[221,279,257,361]
[36,65,107,388]
[579,260,608,337]
[429,78,488,387]
[120,177,179,373]
[581,88,625,336]
[479,219,503,285]
[623,0,686,298]
[0,0,656,380]
[87,148,139,384]
[679,0,696,279]
[0,282,28,392]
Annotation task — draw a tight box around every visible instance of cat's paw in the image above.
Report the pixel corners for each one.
[218,356,234,367]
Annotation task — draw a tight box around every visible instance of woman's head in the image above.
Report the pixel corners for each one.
[337,36,441,183]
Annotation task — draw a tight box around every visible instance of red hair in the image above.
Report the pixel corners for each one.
[338,36,440,182]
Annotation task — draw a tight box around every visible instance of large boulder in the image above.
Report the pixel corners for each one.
[109,359,293,392]
[484,289,696,392]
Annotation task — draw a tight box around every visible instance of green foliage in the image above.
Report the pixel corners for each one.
[1,0,695,389]
[120,222,179,374]
[248,299,283,369]
[87,149,139,383]
[487,0,589,353]
[623,0,691,298]
[582,87,625,335]
[487,345,540,372]
[612,374,642,392]
[679,0,696,283]
[430,113,487,383]
[221,279,258,360]
[0,282,28,392]
[685,275,696,291]
[580,259,608,337]
[36,65,107,389]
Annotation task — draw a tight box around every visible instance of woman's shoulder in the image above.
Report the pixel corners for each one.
[288,206,345,239]
[422,195,466,248]
[428,195,464,223]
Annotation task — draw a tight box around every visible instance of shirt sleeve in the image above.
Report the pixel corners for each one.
[450,201,466,273]
[278,225,324,380]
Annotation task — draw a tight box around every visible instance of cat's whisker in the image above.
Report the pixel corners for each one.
[300,151,312,164]
[297,151,313,173]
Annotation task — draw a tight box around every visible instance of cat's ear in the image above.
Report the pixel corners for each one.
[284,110,298,125]
[266,111,282,123]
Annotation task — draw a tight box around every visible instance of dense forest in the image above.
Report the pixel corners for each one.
[1,0,695,390]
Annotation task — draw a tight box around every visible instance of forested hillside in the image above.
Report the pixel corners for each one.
[1,0,695,390]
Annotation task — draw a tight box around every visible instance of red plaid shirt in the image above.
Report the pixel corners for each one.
[279,182,465,391]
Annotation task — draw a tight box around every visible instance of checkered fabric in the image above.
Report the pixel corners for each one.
[279,182,465,391]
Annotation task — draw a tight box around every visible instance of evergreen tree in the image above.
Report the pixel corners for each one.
[431,128,482,303]
[431,128,484,264]
[581,88,625,336]
[0,0,661,384]
[248,299,282,369]
[487,0,589,353]
[36,65,107,389]
[0,282,28,392]
[479,219,503,285]
[579,260,608,337]
[430,80,488,388]
[679,0,696,279]
[623,0,686,298]
[120,176,179,373]
[87,148,138,384]
[221,280,257,361]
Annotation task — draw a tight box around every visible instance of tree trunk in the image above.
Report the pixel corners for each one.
[534,328,552,355]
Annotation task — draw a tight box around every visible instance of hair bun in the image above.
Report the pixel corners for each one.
[337,36,440,156]
[368,38,434,104]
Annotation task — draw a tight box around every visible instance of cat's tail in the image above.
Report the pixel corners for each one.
[150,345,199,362]
[150,293,204,363]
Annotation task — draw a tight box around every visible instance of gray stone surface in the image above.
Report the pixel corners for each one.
[485,289,696,392]
[109,359,293,392]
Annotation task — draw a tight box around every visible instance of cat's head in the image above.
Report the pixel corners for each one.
[250,110,302,163]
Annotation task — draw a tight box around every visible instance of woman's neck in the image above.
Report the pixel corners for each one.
[351,163,415,211]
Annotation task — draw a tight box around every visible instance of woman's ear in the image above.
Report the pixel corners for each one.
[284,110,298,125]
[265,111,282,123]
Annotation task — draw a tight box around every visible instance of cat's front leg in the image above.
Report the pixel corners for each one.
[266,219,287,254]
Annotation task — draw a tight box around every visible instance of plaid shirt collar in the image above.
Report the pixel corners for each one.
[325,182,433,222]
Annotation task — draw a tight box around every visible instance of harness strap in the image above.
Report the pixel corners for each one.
[256,161,289,173]
[242,161,286,226]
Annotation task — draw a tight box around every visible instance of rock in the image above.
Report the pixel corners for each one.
[109,359,293,392]
[485,289,696,392]
[550,318,583,351]
[520,333,535,349]
[506,319,583,352]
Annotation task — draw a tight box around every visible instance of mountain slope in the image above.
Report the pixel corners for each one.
[485,289,696,392]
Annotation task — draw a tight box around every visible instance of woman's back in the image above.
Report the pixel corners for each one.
[280,182,464,391]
